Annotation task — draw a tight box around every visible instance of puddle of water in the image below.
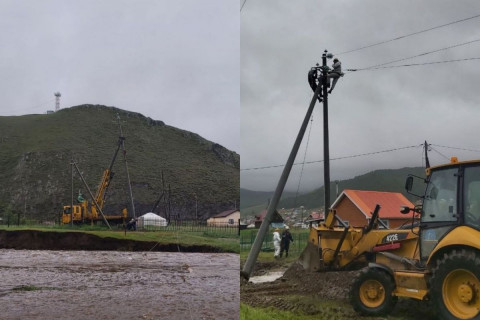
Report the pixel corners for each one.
[249,270,285,284]
[0,249,239,320]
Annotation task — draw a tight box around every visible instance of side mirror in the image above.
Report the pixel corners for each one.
[400,206,410,214]
[404,174,425,198]
[405,176,413,192]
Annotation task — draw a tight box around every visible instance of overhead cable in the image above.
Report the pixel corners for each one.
[347,57,480,72]
[356,38,480,71]
[431,144,480,153]
[241,145,421,171]
[430,147,450,160]
[240,0,247,12]
[336,13,480,56]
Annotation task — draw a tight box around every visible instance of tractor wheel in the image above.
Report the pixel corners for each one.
[350,267,397,316]
[430,249,480,320]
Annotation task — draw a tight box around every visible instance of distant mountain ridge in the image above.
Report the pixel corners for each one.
[239,189,296,210]
[0,105,239,222]
[241,166,426,215]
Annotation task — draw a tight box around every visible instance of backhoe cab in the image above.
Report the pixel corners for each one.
[350,157,480,319]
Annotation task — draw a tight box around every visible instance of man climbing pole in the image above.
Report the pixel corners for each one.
[308,64,323,102]
[307,57,344,98]
[326,58,343,94]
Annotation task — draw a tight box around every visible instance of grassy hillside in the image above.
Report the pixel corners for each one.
[241,167,426,215]
[0,105,239,222]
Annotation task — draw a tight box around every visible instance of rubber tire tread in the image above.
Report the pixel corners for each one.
[429,249,480,320]
[350,267,398,316]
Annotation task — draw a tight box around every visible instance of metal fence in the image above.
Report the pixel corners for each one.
[134,220,240,235]
[240,230,309,254]
[1,219,240,236]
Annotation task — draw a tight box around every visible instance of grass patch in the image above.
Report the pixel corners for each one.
[12,285,42,292]
[242,295,435,320]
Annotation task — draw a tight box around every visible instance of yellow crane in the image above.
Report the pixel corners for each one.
[62,137,127,225]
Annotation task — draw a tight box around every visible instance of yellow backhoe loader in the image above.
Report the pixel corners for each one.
[348,157,480,320]
[300,204,419,273]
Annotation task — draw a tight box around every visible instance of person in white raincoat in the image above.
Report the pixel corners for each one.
[273,228,281,258]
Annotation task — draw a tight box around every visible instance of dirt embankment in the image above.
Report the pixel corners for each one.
[242,262,357,306]
[0,230,225,253]
[241,261,436,319]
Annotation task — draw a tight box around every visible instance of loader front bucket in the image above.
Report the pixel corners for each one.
[298,241,324,272]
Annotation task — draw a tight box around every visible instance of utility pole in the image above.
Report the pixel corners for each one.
[241,80,322,280]
[117,114,136,219]
[321,50,331,213]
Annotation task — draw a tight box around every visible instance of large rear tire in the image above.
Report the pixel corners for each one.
[350,267,397,316]
[430,249,480,320]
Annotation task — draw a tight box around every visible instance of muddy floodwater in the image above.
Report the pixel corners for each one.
[0,249,239,320]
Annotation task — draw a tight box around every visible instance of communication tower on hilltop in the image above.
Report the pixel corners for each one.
[54,92,61,111]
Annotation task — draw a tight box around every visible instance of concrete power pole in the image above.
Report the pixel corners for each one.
[321,50,331,213]
[241,79,323,280]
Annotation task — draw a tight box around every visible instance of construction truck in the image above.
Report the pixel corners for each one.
[62,137,128,225]
[347,157,480,320]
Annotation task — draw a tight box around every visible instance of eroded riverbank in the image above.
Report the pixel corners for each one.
[0,230,230,252]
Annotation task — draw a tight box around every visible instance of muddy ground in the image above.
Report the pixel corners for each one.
[241,261,436,319]
[0,230,227,252]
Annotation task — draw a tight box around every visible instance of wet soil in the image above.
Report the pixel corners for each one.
[0,230,226,252]
[241,261,436,319]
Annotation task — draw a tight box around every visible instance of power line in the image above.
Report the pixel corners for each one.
[241,144,421,171]
[336,13,480,56]
[347,57,480,72]
[430,146,450,160]
[293,116,314,210]
[431,144,480,153]
[358,37,480,71]
[240,0,247,12]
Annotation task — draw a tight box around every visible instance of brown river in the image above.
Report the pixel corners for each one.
[0,249,239,320]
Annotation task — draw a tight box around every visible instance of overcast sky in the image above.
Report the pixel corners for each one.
[0,0,239,152]
[241,0,480,192]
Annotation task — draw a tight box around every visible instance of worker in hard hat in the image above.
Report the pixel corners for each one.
[280,226,294,258]
[273,228,281,259]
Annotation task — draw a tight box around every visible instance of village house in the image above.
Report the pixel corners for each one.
[331,189,414,228]
[207,209,240,226]
[254,209,284,228]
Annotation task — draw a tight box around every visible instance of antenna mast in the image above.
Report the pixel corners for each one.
[54,92,61,112]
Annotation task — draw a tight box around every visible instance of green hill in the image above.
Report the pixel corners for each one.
[241,167,426,216]
[0,105,239,222]
[277,167,426,209]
